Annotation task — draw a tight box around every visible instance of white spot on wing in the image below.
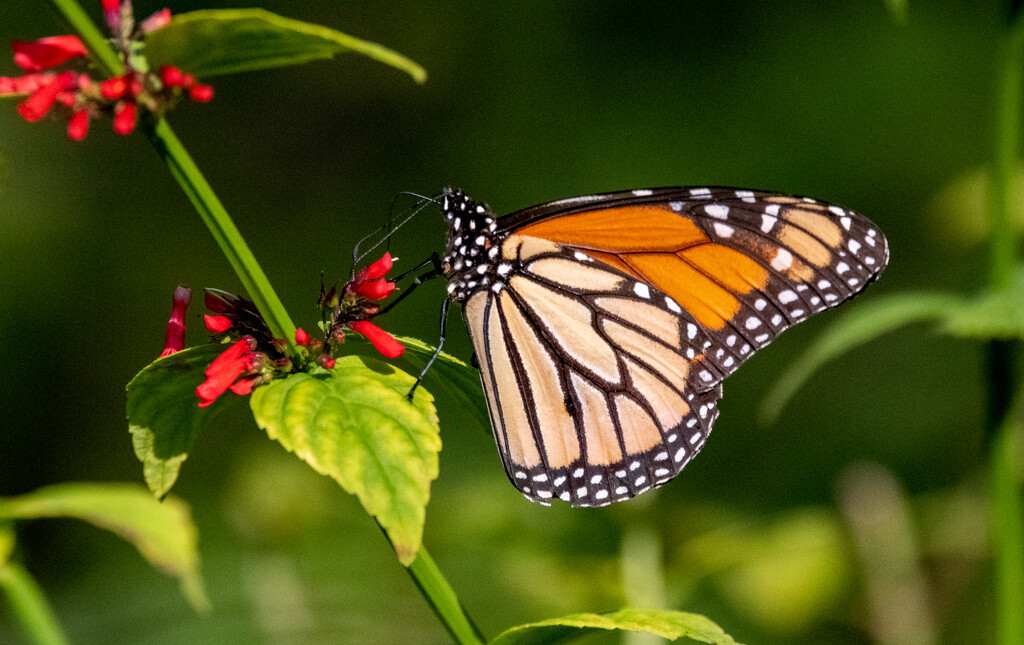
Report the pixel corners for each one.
[633,283,651,299]
[771,248,793,271]
[705,204,730,219]
[714,222,735,237]
[632,189,653,196]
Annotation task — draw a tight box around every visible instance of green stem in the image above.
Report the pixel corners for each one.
[405,548,486,645]
[988,18,1024,645]
[0,561,70,645]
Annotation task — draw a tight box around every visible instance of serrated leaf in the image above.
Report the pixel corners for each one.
[145,9,426,82]
[0,483,207,611]
[759,293,965,424]
[489,608,742,645]
[127,344,228,498]
[942,266,1024,339]
[250,356,439,565]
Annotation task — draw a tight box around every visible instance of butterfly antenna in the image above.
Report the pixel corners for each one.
[350,192,440,279]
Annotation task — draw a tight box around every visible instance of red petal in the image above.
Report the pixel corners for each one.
[295,327,310,346]
[101,0,119,10]
[228,376,258,396]
[67,109,89,140]
[113,101,136,134]
[12,36,87,72]
[204,314,232,333]
[356,252,393,281]
[353,278,395,300]
[204,291,230,313]
[197,338,255,407]
[350,320,404,358]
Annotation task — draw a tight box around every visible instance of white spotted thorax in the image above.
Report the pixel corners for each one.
[441,188,501,301]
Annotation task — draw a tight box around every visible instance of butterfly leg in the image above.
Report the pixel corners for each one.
[378,252,443,316]
[407,296,452,400]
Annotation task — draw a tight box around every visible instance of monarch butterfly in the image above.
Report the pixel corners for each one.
[432,186,888,507]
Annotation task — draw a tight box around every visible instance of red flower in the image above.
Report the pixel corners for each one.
[16,71,75,122]
[350,252,396,301]
[295,327,310,346]
[160,285,191,357]
[204,314,232,333]
[356,252,393,281]
[113,101,136,134]
[12,36,87,72]
[349,320,404,358]
[196,337,258,408]
[67,108,89,141]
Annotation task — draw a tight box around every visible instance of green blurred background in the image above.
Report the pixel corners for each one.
[0,0,1013,643]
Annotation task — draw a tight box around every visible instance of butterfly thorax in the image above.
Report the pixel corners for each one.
[440,188,504,302]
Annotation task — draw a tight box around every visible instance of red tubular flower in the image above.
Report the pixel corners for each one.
[140,8,172,34]
[12,36,87,72]
[295,328,310,346]
[196,337,257,407]
[113,101,136,134]
[17,72,74,122]
[67,108,89,140]
[349,320,404,358]
[353,278,395,300]
[356,252,393,281]
[160,285,191,357]
[188,84,214,102]
[204,314,232,333]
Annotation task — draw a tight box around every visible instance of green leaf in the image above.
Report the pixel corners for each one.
[759,293,965,424]
[0,483,207,611]
[250,356,440,565]
[942,266,1024,339]
[393,336,489,434]
[488,608,742,645]
[127,344,228,498]
[144,9,426,82]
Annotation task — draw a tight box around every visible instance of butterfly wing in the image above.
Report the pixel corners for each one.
[462,233,723,507]
[502,187,889,385]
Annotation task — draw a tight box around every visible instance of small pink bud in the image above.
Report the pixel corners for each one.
[160,285,191,357]
[319,355,336,369]
[295,328,310,346]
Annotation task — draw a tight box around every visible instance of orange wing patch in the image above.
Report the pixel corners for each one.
[516,205,708,253]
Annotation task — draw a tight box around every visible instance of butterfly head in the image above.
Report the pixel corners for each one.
[440,188,502,301]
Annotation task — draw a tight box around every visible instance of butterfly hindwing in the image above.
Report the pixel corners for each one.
[462,234,721,506]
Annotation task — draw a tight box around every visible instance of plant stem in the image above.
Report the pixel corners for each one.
[988,18,1024,645]
[0,561,69,645]
[405,548,486,645]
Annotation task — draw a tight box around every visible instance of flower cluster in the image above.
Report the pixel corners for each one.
[157,251,405,408]
[1,1,212,140]
[320,252,405,358]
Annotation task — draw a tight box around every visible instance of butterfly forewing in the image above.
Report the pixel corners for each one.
[440,186,888,506]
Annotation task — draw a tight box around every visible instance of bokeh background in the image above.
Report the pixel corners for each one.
[0,0,1016,643]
